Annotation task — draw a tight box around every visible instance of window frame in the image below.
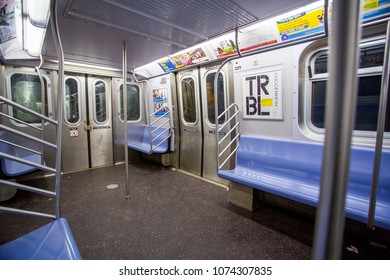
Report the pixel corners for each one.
[92,79,109,125]
[118,83,142,123]
[179,75,198,125]
[204,70,227,126]
[303,38,388,139]
[6,71,52,127]
[64,76,82,126]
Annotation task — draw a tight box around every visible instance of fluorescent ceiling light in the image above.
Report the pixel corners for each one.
[27,0,50,28]
[24,0,50,56]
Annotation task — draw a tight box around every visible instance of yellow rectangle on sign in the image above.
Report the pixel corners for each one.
[262,98,273,107]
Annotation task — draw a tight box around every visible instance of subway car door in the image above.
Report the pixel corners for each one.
[87,76,113,168]
[62,74,113,172]
[200,65,231,184]
[177,70,202,176]
[62,74,88,172]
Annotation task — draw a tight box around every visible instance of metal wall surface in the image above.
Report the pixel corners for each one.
[233,45,298,139]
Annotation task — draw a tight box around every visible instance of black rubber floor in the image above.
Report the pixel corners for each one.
[1,159,389,259]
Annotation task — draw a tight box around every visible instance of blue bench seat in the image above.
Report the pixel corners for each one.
[128,125,170,155]
[218,135,390,230]
[0,218,82,260]
[0,131,42,177]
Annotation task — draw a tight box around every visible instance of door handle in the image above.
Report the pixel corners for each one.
[84,121,91,131]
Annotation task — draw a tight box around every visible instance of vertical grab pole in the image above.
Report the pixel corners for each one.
[36,54,45,165]
[367,20,390,230]
[50,0,65,219]
[312,0,362,259]
[123,41,130,198]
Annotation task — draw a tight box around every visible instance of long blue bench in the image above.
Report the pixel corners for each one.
[0,131,42,177]
[0,218,82,260]
[128,125,170,155]
[218,135,390,230]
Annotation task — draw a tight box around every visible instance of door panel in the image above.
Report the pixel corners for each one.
[88,77,113,168]
[200,67,229,184]
[62,75,89,172]
[177,70,202,176]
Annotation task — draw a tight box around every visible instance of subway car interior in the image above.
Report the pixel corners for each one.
[0,0,390,260]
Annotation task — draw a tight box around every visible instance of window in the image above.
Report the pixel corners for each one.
[181,77,197,123]
[206,72,225,124]
[9,73,49,124]
[308,43,390,132]
[119,84,140,121]
[64,78,80,125]
[94,80,107,124]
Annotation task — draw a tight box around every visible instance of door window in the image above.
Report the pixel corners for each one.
[181,77,197,124]
[119,84,141,121]
[205,72,225,124]
[64,77,81,125]
[9,73,49,124]
[94,80,108,124]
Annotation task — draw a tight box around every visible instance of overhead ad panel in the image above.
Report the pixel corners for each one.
[139,0,390,77]
[363,0,390,21]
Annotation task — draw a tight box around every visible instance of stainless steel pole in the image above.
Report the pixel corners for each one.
[312,0,362,259]
[123,41,130,198]
[50,0,65,219]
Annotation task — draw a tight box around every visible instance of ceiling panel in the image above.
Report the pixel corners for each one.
[65,0,259,48]
[43,0,320,70]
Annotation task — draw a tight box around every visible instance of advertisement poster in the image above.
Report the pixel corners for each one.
[276,7,324,41]
[363,0,390,21]
[0,0,16,44]
[239,23,279,53]
[242,69,283,120]
[213,37,238,58]
[158,58,177,72]
[169,47,208,69]
[158,47,209,72]
[153,88,169,116]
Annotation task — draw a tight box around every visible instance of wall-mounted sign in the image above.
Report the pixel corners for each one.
[69,128,78,137]
[152,88,169,116]
[242,68,283,120]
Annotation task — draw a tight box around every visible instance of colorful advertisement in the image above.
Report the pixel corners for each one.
[158,47,209,72]
[276,7,324,41]
[170,47,208,69]
[242,68,283,120]
[213,37,238,58]
[152,88,169,116]
[0,0,16,44]
[363,0,390,21]
[158,58,176,72]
